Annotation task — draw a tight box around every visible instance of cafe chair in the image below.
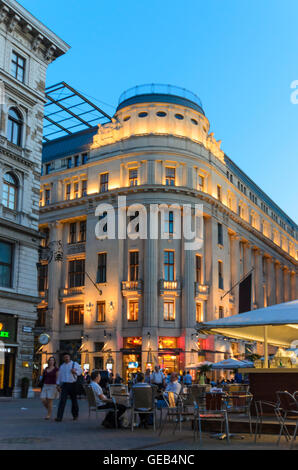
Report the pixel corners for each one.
[275,391,298,448]
[159,391,195,436]
[130,386,156,432]
[84,385,118,428]
[254,398,279,442]
[226,391,253,434]
[193,392,230,445]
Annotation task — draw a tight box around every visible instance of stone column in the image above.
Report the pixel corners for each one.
[283,267,290,302]
[230,234,240,312]
[147,160,155,185]
[254,248,264,309]
[290,271,297,300]
[275,261,282,304]
[266,256,276,306]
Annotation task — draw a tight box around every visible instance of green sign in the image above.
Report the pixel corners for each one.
[0,331,9,338]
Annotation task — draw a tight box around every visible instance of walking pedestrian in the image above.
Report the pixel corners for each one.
[55,352,82,422]
[40,356,59,420]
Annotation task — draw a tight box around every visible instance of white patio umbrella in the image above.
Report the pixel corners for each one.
[197,300,298,368]
[185,361,213,369]
[212,358,254,369]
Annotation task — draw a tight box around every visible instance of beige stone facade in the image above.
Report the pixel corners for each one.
[0,0,69,396]
[39,85,298,381]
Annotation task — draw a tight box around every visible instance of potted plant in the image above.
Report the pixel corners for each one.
[21,377,30,398]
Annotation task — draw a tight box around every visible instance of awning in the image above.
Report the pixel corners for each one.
[212,358,254,369]
[197,300,298,348]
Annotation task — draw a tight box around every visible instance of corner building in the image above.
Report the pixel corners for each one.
[39,85,298,381]
[0,0,68,396]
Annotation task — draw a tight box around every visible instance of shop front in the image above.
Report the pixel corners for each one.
[158,337,183,374]
[122,337,142,382]
[0,313,18,397]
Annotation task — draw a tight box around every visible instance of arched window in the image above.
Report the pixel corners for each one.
[3,172,18,210]
[7,108,23,146]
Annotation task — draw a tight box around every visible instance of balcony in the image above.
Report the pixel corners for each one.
[67,242,86,255]
[39,289,48,302]
[159,279,181,296]
[121,280,143,296]
[194,283,209,299]
[59,286,85,300]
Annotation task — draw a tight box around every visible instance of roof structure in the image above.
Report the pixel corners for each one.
[43,82,112,142]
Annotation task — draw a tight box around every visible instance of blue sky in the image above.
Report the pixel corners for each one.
[19,0,298,222]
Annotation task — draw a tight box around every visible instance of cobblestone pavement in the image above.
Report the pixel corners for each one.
[0,397,293,450]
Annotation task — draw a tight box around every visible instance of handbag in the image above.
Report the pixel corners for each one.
[72,362,85,395]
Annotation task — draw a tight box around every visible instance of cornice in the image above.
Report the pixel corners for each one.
[0,137,35,168]
[1,71,42,106]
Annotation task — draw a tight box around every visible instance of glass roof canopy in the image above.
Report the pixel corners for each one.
[43,82,112,142]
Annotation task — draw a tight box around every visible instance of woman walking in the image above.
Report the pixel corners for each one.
[40,356,59,420]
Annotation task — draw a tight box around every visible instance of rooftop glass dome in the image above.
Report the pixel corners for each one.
[117,84,205,115]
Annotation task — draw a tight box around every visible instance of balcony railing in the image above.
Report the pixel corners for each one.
[194,283,209,298]
[121,280,143,296]
[159,279,181,296]
[59,286,85,299]
[67,242,86,255]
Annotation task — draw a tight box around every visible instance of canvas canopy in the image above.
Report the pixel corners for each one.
[197,300,298,368]
[211,358,254,369]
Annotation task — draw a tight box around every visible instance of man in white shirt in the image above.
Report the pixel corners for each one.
[90,371,126,428]
[150,366,166,390]
[55,353,82,422]
[157,372,181,409]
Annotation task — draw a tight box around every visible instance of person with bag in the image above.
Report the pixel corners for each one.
[40,356,59,420]
[55,352,82,422]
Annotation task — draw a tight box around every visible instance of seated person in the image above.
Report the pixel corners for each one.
[130,372,152,428]
[90,371,126,428]
[157,372,181,409]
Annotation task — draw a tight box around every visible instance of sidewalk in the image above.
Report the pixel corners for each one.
[0,397,293,450]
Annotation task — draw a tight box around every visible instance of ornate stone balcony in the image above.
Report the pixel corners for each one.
[67,242,86,255]
[59,286,85,299]
[121,280,143,296]
[194,282,209,298]
[159,279,181,296]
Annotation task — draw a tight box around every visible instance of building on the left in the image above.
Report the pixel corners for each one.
[0,0,69,397]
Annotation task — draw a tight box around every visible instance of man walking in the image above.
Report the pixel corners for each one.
[55,352,82,422]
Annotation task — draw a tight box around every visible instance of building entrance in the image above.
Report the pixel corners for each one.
[0,349,16,397]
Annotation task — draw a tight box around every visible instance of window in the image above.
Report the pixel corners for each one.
[164,250,175,281]
[96,301,106,322]
[127,300,138,321]
[218,223,223,245]
[11,51,25,82]
[164,211,174,234]
[36,308,46,327]
[217,185,221,201]
[74,182,79,199]
[191,118,198,125]
[196,303,203,322]
[156,111,167,117]
[65,305,84,325]
[45,164,51,175]
[123,116,131,121]
[100,173,109,193]
[81,180,87,197]
[0,241,13,288]
[39,191,43,207]
[82,153,88,165]
[3,173,18,210]
[74,155,80,167]
[138,112,148,118]
[165,167,175,186]
[69,223,76,244]
[164,300,175,321]
[174,113,184,120]
[67,158,72,169]
[45,189,51,205]
[65,183,71,200]
[129,251,139,281]
[38,264,48,292]
[68,259,85,288]
[79,221,86,242]
[218,261,224,290]
[198,175,204,191]
[97,253,107,283]
[129,169,138,186]
[219,306,224,319]
[7,108,22,146]
[195,255,202,284]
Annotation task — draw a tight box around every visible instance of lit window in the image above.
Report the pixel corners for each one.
[65,183,71,200]
[164,300,175,321]
[3,173,18,210]
[68,259,85,288]
[7,108,22,146]
[129,169,138,186]
[196,303,203,322]
[97,301,106,322]
[100,173,109,193]
[217,185,222,201]
[11,52,25,82]
[198,175,204,191]
[74,182,79,198]
[128,300,138,321]
[165,167,175,186]
[65,305,84,325]
[219,306,224,319]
